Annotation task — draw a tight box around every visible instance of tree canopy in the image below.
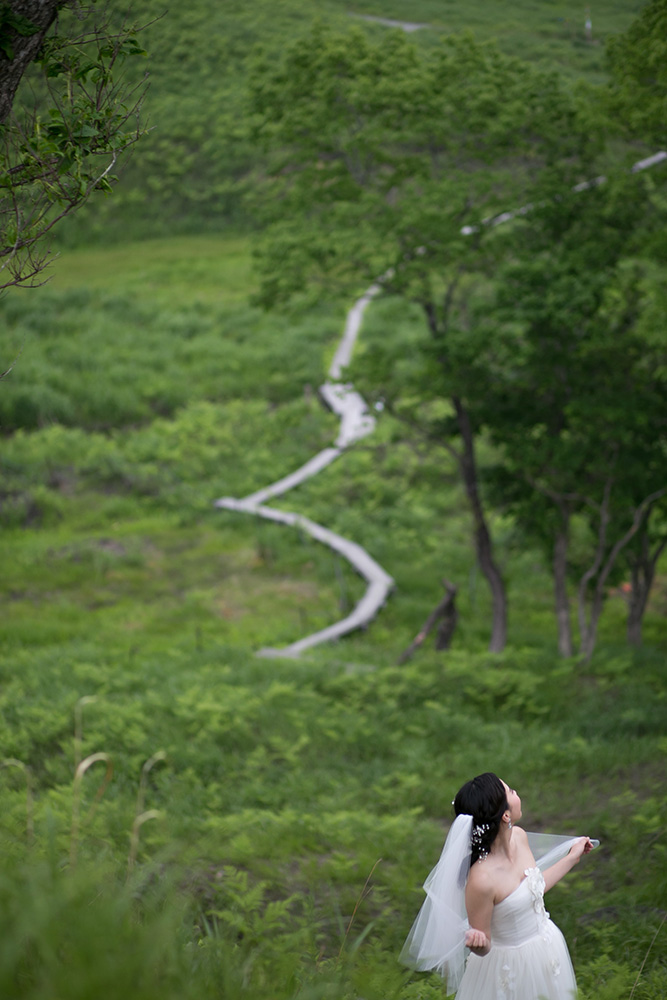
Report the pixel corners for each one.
[606,0,667,146]
[0,1,148,297]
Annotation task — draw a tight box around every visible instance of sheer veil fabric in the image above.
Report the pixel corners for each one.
[400,814,473,992]
[400,815,587,995]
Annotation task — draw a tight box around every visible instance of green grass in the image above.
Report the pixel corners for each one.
[345,0,642,65]
[0,236,344,431]
[43,236,256,305]
[1,235,666,998]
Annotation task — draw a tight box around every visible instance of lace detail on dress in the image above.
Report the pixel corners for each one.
[523,868,561,978]
[497,962,517,999]
[524,867,548,917]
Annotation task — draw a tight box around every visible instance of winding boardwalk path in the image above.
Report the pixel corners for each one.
[214,282,394,659]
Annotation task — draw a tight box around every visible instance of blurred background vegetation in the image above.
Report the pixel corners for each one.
[0,1,665,998]
[54,0,647,244]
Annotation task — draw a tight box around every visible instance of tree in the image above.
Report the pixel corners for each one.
[617,259,667,646]
[247,25,599,652]
[0,1,148,298]
[623,506,667,646]
[471,175,667,659]
[605,0,667,147]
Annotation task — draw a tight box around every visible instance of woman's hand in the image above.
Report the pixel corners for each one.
[465,927,490,953]
[544,836,597,891]
[568,837,595,864]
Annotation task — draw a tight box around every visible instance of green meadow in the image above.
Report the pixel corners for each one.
[2,235,665,999]
[1,2,666,998]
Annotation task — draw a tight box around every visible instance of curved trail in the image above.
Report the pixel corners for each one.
[349,14,430,33]
[215,282,394,659]
[215,150,666,658]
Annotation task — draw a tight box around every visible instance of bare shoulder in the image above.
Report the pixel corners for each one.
[466,858,496,898]
[512,825,529,844]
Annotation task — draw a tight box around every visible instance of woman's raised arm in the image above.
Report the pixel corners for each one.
[543,836,595,893]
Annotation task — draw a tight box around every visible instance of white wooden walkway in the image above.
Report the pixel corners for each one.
[214,282,394,658]
[349,14,430,33]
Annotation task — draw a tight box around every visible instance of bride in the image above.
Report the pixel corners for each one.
[401,772,596,999]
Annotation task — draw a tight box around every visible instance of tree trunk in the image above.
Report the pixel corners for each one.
[626,531,667,646]
[577,479,611,662]
[435,595,459,651]
[580,587,604,663]
[452,396,507,652]
[0,1,62,124]
[577,487,666,662]
[553,521,573,657]
[627,562,646,646]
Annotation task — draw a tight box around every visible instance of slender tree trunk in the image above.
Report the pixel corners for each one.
[578,488,666,661]
[452,396,507,652]
[626,533,667,646]
[581,587,605,663]
[577,480,611,661]
[627,562,646,646]
[421,287,506,652]
[435,582,459,650]
[553,519,573,657]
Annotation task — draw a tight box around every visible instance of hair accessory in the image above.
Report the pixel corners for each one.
[471,822,490,860]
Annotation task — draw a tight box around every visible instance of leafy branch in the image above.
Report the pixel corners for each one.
[0,3,153,296]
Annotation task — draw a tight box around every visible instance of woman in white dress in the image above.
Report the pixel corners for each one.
[401,772,595,1000]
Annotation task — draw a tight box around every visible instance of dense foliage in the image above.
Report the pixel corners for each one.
[52,0,644,245]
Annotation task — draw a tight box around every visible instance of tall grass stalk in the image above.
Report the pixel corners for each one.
[629,915,666,1000]
[127,809,162,874]
[135,749,167,817]
[338,857,382,959]
[70,752,113,867]
[74,694,98,769]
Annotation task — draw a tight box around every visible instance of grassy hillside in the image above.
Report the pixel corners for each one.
[1,237,666,998]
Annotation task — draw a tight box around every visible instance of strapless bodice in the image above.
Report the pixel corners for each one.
[491,868,554,947]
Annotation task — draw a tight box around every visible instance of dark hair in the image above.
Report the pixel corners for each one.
[454,772,509,865]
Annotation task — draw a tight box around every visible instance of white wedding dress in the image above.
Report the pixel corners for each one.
[401,823,591,999]
[454,867,576,1000]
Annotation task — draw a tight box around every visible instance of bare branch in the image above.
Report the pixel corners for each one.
[596,486,667,595]
[397,580,458,665]
[380,395,462,465]
[523,472,583,510]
